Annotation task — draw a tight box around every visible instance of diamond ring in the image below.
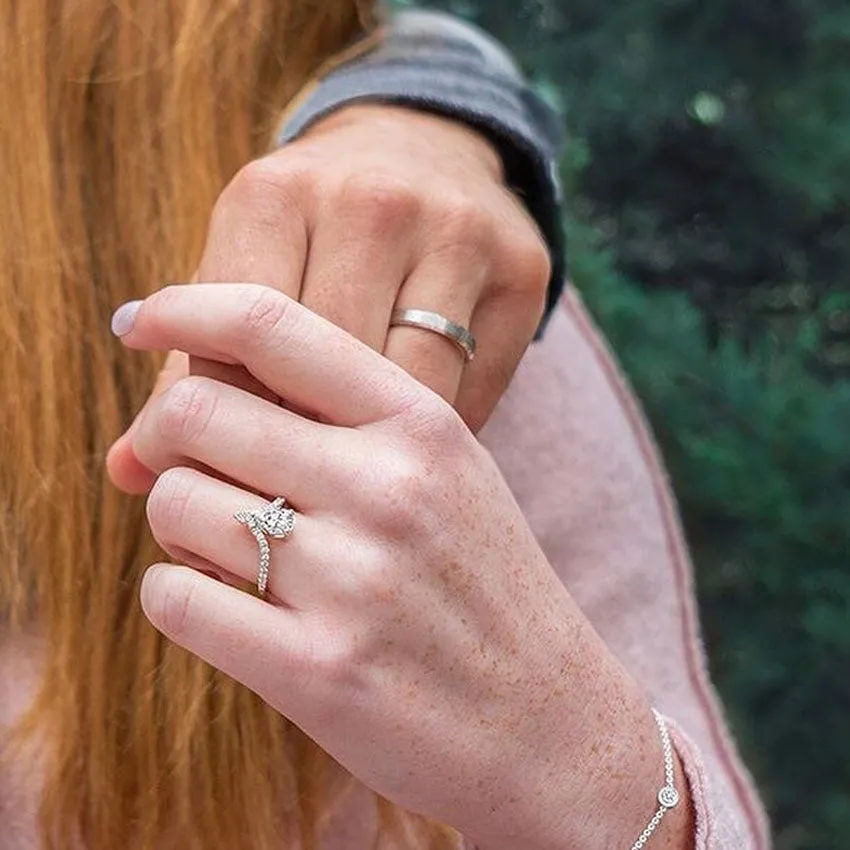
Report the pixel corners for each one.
[235,497,296,596]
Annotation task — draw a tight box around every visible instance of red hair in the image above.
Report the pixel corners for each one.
[0,2,456,847]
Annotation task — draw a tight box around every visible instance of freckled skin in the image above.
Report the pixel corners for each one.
[129,284,695,850]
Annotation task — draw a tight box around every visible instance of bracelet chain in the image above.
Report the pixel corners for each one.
[629,709,680,850]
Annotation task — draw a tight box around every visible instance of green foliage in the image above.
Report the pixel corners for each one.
[422,0,850,375]
[400,1,850,846]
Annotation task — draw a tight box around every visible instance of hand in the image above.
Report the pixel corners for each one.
[108,104,551,495]
[114,284,691,850]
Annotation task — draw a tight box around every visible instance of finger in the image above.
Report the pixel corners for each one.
[146,468,359,610]
[188,358,280,404]
[109,352,282,495]
[455,289,545,433]
[117,284,421,426]
[384,253,484,404]
[299,178,418,352]
[196,158,309,289]
[113,150,311,497]
[106,444,159,496]
[190,155,310,393]
[132,377,359,510]
[163,545,248,590]
[140,564,306,707]
[107,351,189,494]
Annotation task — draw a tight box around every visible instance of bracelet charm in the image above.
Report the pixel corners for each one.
[628,709,680,850]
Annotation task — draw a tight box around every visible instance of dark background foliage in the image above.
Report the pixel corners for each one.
[398,2,850,847]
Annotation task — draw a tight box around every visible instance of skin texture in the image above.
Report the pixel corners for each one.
[107,103,551,496]
[113,283,695,850]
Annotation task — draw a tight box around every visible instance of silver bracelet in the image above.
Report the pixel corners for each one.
[629,709,681,850]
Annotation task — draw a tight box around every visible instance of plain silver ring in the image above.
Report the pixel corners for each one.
[389,309,476,362]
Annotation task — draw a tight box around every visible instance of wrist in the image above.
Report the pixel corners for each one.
[465,632,695,850]
[564,702,696,850]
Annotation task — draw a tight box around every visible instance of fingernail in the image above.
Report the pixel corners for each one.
[139,564,169,616]
[111,300,143,337]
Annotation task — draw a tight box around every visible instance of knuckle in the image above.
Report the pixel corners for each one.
[423,403,468,451]
[349,548,397,603]
[433,195,492,246]
[386,452,428,504]
[238,285,293,346]
[299,627,363,694]
[416,406,472,477]
[146,468,195,544]
[505,231,553,296]
[334,172,421,231]
[229,157,306,206]
[213,157,307,230]
[154,376,219,446]
[398,392,466,449]
[374,451,431,535]
[310,637,353,677]
[145,284,185,325]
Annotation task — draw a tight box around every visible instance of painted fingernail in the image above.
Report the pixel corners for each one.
[111,300,143,337]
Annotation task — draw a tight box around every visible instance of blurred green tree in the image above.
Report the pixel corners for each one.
[398,1,850,847]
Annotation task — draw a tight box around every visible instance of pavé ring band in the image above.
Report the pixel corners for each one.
[234,497,296,597]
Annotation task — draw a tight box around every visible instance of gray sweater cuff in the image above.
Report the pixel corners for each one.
[276,10,566,334]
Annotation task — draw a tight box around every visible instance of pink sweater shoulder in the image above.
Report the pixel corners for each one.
[478,289,771,849]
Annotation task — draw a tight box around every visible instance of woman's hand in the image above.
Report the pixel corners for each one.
[114,284,692,850]
[108,103,551,495]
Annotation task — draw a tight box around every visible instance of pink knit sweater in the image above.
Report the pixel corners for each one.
[0,290,770,848]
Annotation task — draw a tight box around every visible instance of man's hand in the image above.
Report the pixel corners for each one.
[108,103,551,494]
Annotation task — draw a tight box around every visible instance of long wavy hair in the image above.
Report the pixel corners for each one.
[0,2,457,848]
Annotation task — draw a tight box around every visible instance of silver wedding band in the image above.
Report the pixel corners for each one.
[390,309,476,362]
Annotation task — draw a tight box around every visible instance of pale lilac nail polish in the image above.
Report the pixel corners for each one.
[111,300,143,337]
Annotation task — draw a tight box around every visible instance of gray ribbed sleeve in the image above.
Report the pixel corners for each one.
[276,9,566,333]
